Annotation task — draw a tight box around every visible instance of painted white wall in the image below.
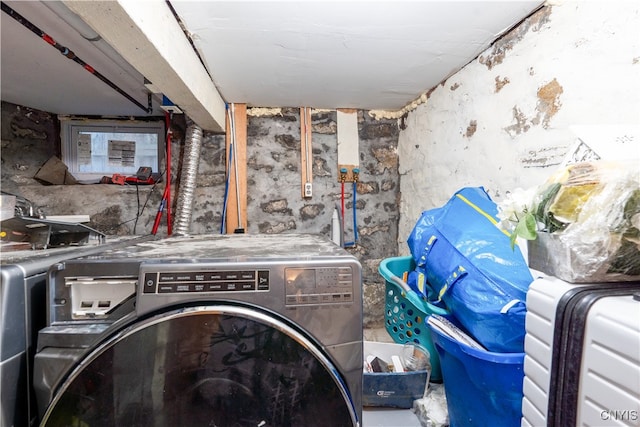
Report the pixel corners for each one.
[397,1,640,254]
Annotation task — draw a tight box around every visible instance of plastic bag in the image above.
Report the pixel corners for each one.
[529,161,640,281]
[408,187,533,353]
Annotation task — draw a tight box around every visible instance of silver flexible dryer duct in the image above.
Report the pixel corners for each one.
[173,121,203,236]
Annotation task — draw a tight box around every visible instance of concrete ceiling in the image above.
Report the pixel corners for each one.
[1,0,543,131]
[171,1,543,111]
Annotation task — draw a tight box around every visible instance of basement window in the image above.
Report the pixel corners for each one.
[60,118,164,182]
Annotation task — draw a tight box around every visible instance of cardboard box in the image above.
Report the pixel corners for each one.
[34,156,78,185]
[363,341,430,408]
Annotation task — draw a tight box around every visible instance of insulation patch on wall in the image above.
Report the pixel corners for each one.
[337,109,359,181]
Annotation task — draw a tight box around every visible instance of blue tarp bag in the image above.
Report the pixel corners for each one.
[407,187,533,353]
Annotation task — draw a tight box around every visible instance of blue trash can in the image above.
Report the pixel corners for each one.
[428,319,525,427]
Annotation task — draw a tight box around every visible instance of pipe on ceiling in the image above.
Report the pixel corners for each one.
[1,1,151,114]
[42,1,145,86]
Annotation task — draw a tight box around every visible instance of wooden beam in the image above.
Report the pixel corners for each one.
[300,107,313,198]
[63,0,226,132]
[225,104,248,233]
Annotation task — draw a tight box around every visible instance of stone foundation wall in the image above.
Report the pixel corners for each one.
[1,101,400,327]
[397,3,640,253]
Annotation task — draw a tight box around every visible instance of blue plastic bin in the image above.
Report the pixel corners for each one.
[362,341,430,408]
[379,256,449,382]
[428,319,525,427]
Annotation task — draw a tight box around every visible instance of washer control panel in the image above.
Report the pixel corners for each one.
[284,267,353,306]
[140,264,354,307]
[142,270,270,294]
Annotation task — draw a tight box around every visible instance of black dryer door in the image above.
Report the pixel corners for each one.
[40,305,358,427]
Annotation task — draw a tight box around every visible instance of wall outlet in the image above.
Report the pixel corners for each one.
[304,182,313,198]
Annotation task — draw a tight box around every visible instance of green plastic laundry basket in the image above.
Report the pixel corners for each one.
[378,256,449,382]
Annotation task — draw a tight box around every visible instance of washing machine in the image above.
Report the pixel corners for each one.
[1,235,145,427]
[34,233,363,426]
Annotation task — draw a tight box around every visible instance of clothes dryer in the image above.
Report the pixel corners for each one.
[34,234,363,426]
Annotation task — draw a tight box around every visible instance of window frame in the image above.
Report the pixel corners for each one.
[60,118,165,182]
